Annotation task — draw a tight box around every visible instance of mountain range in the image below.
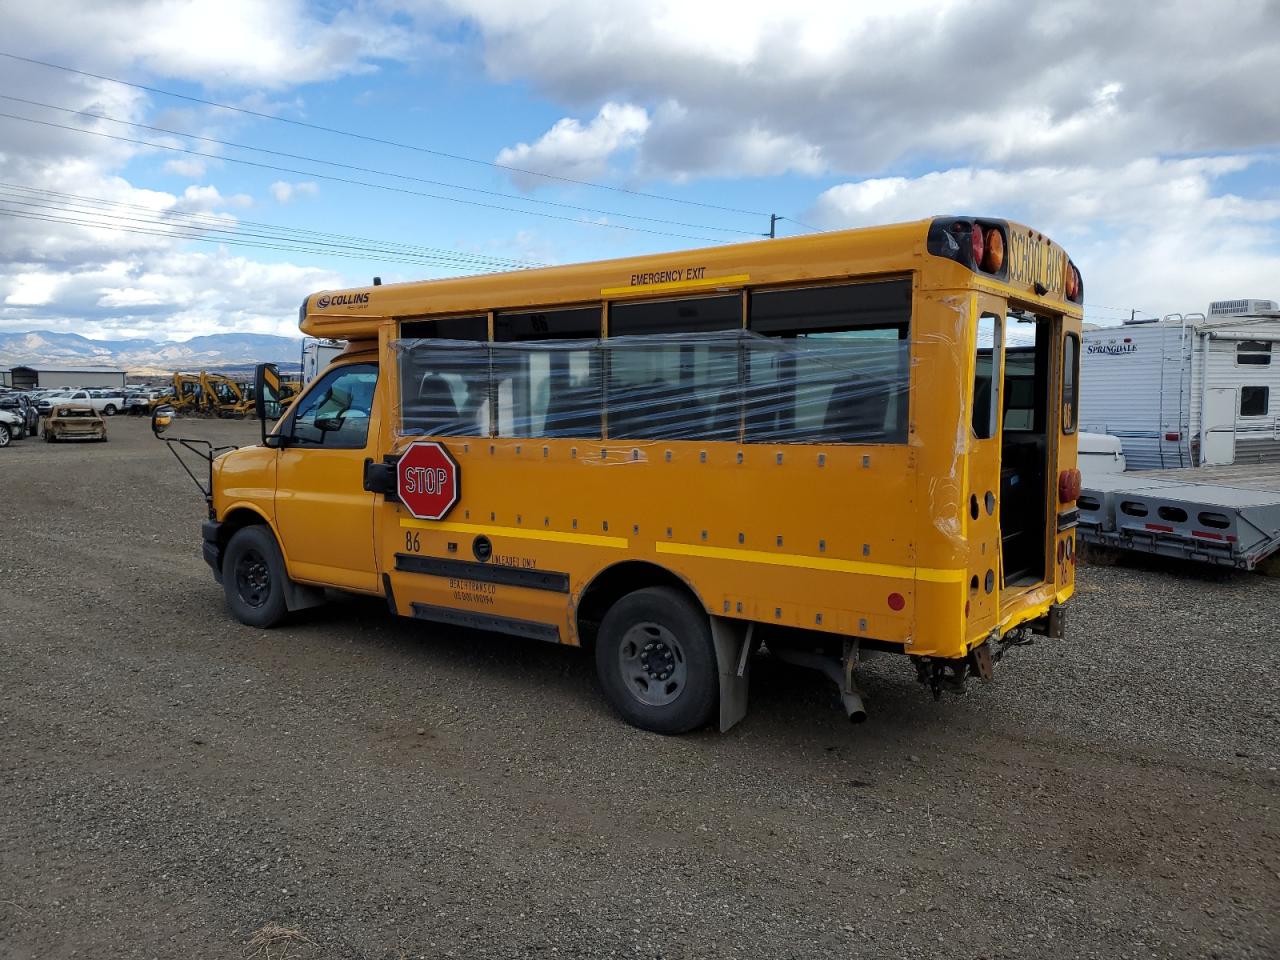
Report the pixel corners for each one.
[0,330,304,375]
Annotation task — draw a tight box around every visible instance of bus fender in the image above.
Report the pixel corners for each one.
[709,616,756,733]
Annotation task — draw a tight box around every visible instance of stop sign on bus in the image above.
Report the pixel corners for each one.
[396,441,459,520]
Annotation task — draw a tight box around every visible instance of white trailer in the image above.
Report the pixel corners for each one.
[300,338,345,386]
[1079,300,1280,470]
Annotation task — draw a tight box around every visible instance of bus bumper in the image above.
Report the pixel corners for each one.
[202,519,223,583]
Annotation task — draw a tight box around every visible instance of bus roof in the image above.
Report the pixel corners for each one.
[300,217,1077,339]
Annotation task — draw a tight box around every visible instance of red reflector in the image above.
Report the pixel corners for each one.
[971,224,984,266]
[887,592,906,611]
[1192,530,1224,540]
[1058,468,1081,503]
[1145,523,1174,532]
[1124,337,1132,343]
[1165,432,1180,441]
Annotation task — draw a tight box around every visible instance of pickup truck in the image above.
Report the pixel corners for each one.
[36,388,126,417]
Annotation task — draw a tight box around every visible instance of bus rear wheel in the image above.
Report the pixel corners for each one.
[594,586,717,734]
[222,525,289,628]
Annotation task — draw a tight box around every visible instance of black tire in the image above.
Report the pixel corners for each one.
[222,525,290,628]
[0,424,10,448]
[594,586,717,734]
[103,404,117,416]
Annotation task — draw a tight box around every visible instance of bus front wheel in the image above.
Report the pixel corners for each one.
[222,525,289,628]
[595,586,717,735]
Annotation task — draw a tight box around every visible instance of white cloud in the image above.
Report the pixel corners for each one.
[4,0,416,90]
[163,157,207,178]
[410,0,1280,178]
[270,180,320,204]
[4,272,62,307]
[811,156,1280,321]
[496,103,650,189]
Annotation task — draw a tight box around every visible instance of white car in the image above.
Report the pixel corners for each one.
[37,388,126,417]
[0,406,25,446]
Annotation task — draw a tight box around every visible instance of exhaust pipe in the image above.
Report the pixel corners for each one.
[771,646,867,723]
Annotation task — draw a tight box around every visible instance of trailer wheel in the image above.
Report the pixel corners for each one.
[222,525,289,628]
[594,586,717,734]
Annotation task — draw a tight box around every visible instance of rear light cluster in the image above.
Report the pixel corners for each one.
[1058,468,1082,503]
[927,217,1007,277]
[1064,261,1084,304]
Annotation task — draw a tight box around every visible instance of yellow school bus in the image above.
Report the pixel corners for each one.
[165,216,1083,734]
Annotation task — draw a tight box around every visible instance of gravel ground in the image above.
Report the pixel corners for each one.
[1,417,1277,959]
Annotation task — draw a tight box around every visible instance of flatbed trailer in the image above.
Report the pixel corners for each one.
[1078,464,1280,569]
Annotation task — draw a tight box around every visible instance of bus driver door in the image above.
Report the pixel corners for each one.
[273,362,382,593]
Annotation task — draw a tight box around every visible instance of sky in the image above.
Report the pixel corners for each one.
[0,0,1278,342]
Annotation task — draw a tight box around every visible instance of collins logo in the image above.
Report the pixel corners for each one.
[315,292,370,309]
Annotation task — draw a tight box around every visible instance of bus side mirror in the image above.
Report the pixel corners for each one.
[254,362,284,446]
[151,404,175,436]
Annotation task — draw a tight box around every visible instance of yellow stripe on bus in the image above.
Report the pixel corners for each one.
[401,518,629,549]
[600,274,750,298]
[655,541,966,583]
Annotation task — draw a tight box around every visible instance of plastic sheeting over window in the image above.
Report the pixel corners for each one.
[394,330,910,445]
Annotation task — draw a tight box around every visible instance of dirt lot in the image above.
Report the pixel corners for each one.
[1,417,1277,959]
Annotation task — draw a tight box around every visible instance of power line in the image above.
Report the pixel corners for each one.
[0,94,761,238]
[0,110,732,244]
[0,198,519,270]
[0,50,770,220]
[782,216,823,234]
[0,181,539,270]
[0,205,515,271]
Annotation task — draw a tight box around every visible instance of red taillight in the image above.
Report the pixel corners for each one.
[1065,263,1083,303]
[981,228,1005,273]
[971,224,985,267]
[1165,432,1180,441]
[1058,468,1082,503]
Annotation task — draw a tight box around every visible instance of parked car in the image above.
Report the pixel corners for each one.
[42,404,108,442]
[0,394,39,436]
[0,406,26,446]
[37,388,125,417]
[125,388,167,415]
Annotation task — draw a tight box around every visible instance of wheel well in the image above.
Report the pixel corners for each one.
[575,561,705,647]
[219,507,270,552]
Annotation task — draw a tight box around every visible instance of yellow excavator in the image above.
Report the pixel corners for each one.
[165,372,205,413]
[199,372,254,417]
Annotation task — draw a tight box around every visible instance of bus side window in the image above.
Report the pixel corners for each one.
[972,313,1002,439]
[493,306,602,439]
[1062,332,1080,434]
[746,281,911,444]
[398,344,490,437]
[606,295,741,441]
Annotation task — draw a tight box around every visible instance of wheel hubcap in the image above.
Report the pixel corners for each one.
[234,549,271,608]
[618,622,687,707]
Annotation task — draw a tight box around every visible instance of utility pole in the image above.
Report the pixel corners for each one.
[1130,308,1136,323]
[767,214,780,239]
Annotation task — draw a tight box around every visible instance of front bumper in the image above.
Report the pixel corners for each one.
[201,519,223,583]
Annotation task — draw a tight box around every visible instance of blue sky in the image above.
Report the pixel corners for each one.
[1,0,1278,341]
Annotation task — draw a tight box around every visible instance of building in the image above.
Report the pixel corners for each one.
[1079,300,1280,469]
[8,366,129,390]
